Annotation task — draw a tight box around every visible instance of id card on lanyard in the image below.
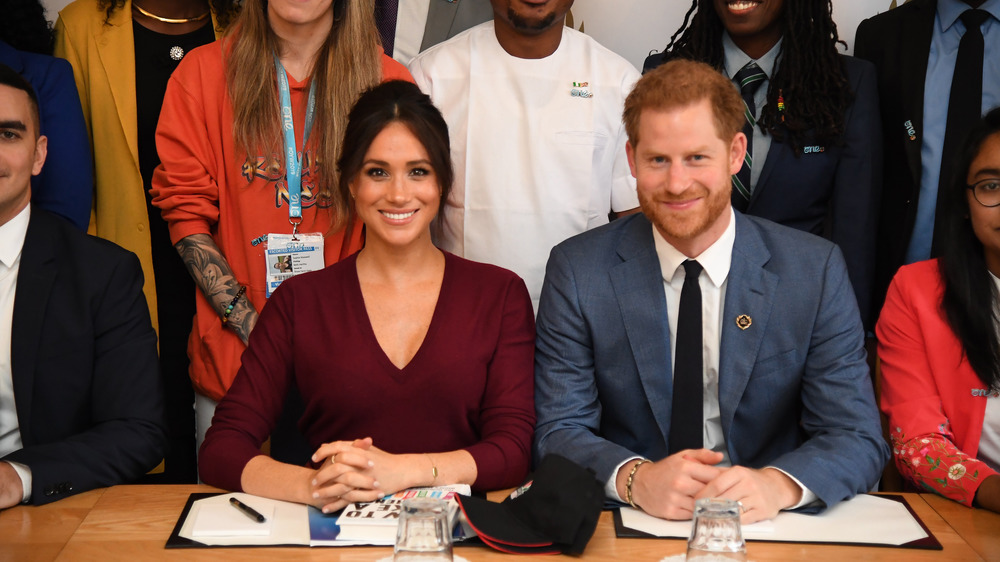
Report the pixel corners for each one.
[266,55,324,297]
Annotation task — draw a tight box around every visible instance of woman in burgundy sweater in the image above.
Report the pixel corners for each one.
[199,80,536,513]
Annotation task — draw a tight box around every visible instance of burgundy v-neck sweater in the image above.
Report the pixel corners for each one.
[200,251,536,492]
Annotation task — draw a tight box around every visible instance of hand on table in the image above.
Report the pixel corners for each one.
[308,437,381,512]
[973,474,1000,513]
[696,466,802,524]
[623,449,725,520]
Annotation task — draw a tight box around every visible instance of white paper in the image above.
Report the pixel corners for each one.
[620,494,928,546]
[180,493,310,546]
[191,502,275,537]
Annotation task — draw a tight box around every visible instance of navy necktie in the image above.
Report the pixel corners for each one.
[669,260,704,454]
[731,62,766,212]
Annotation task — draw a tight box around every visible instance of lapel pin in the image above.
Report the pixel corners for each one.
[904,120,917,141]
[735,315,752,330]
[571,81,593,98]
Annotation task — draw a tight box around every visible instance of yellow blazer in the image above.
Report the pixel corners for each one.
[54,0,222,333]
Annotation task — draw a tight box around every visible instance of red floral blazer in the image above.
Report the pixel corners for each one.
[876,259,999,506]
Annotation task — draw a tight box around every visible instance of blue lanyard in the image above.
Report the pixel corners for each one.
[273,55,317,233]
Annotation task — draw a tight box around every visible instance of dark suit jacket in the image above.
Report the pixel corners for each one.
[643,52,882,328]
[533,212,889,510]
[853,0,937,317]
[0,41,92,231]
[2,208,165,505]
[420,0,493,51]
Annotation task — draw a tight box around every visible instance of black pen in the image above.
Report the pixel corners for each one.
[229,497,266,523]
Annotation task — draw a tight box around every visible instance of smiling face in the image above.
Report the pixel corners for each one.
[0,84,46,227]
[349,121,441,250]
[713,0,786,59]
[627,99,745,257]
[967,132,1000,276]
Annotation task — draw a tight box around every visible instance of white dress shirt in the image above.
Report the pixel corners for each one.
[0,205,33,503]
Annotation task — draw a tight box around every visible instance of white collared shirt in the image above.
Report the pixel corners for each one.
[0,205,33,503]
[653,208,736,463]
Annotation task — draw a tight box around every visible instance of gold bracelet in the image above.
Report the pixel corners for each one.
[425,454,438,482]
[626,458,651,509]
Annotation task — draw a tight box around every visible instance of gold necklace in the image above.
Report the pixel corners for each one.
[132,3,210,24]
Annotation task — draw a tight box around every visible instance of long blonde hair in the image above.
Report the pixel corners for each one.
[225,0,382,230]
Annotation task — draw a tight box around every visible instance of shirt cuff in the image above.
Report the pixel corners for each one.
[5,461,31,503]
[766,466,817,509]
[605,456,642,503]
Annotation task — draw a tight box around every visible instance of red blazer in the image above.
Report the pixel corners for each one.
[877,259,999,506]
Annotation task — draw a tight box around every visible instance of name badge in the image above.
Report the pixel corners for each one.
[264,233,325,297]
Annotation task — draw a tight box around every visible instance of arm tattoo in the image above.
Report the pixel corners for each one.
[175,233,258,344]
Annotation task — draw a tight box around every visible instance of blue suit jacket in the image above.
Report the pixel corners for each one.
[533,212,889,510]
[0,41,92,231]
[744,56,882,329]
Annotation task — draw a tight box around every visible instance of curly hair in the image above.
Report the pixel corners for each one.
[98,0,241,30]
[1,0,54,55]
[662,0,852,153]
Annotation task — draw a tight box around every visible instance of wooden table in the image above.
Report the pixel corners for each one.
[0,486,993,561]
[921,493,1000,562]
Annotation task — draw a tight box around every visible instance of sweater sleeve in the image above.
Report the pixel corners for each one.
[876,268,999,506]
[199,282,296,491]
[150,47,222,244]
[463,274,536,490]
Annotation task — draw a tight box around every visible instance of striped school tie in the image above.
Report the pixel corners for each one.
[732,61,766,211]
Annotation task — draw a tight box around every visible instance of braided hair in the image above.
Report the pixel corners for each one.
[98,0,241,30]
[663,0,852,153]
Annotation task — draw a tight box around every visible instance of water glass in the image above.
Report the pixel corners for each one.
[394,497,453,562]
[686,498,747,561]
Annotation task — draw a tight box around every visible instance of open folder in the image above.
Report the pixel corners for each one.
[613,494,942,550]
[166,488,475,548]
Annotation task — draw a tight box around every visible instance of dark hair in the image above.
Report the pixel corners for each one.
[337,80,454,225]
[0,63,41,135]
[940,106,1000,392]
[661,0,851,153]
[97,0,241,29]
[0,0,54,55]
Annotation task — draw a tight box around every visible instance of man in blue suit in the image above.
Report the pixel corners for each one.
[534,59,888,523]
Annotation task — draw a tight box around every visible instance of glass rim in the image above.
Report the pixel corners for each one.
[967,177,1000,207]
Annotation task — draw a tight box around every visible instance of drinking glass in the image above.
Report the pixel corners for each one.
[393,497,453,562]
[686,498,747,561]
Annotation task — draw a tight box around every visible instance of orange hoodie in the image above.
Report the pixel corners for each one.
[151,41,412,400]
